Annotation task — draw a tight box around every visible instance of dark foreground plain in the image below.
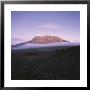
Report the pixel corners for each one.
[11,46,80,80]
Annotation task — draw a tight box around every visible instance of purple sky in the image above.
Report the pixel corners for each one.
[11,11,80,44]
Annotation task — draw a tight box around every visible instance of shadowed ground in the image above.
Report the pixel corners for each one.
[11,46,80,80]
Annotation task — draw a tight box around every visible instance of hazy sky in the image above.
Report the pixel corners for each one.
[11,11,80,44]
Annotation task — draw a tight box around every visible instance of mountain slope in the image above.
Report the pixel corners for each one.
[29,35,68,44]
[12,35,68,48]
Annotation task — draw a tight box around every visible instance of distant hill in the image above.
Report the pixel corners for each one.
[12,35,69,48]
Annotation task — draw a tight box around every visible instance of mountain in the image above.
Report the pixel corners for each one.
[12,35,69,48]
[29,35,68,44]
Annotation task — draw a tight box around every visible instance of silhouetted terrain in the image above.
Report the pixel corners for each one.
[11,46,80,80]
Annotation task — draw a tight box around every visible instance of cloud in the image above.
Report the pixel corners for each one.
[35,23,62,31]
[26,23,64,38]
[11,37,24,41]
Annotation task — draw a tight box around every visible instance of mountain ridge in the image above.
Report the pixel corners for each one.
[12,35,69,48]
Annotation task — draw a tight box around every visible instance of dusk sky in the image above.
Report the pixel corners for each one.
[11,11,80,44]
